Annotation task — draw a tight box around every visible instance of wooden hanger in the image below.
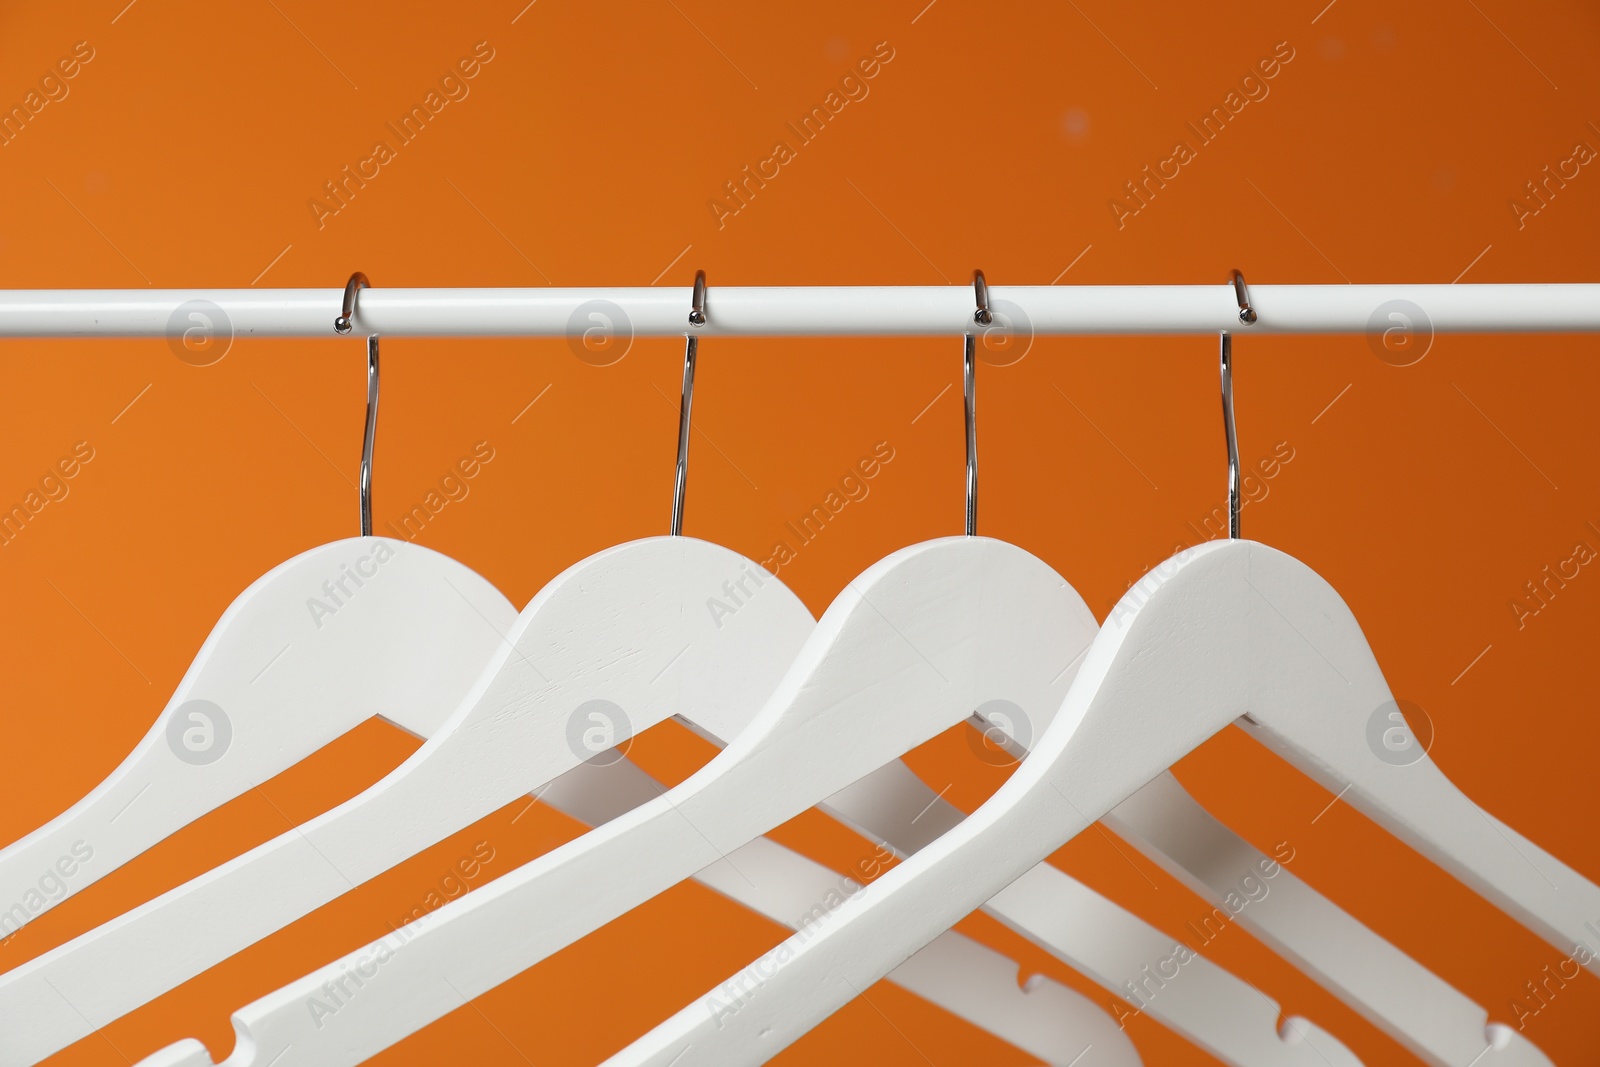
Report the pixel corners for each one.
[4,537,1144,1067]
[88,534,1149,1067]
[0,313,520,934]
[0,535,813,1066]
[119,534,1370,1067]
[611,538,1598,1065]
[0,278,827,1062]
[128,287,1361,1067]
[129,535,1373,1067]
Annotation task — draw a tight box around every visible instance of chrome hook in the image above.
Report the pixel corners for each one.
[335,272,379,536]
[335,271,369,335]
[688,269,707,328]
[1219,331,1240,540]
[1220,268,1252,538]
[963,270,985,536]
[1231,268,1257,326]
[972,268,993,327]
[671,270,705,535]
[360,334,380,537]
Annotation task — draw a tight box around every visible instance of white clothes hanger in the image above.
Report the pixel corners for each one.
[130,534,1107,1067]
[0,281,519,933]
[613,304,1597,1065]
[693,297,1544,1067]
[133,585,1368,1067]
[785,292,1538,1067]
[1096,300,1555,1067]
[4,275,1131,1067]
[135,277,1367,1067]
[0,281,809,1063]
[0,532,812,1067]
[616,537,1590,1066]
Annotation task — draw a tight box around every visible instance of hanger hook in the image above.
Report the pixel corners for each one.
[688,269,707,328]
[963,270,985,536]
[1230,268,1257,326]
[1220,331,1240,540]
[972,269,993,327]
[360,334,380,537]
[671,271,704,535]
[335,272,379,536]
[335,271,370,335]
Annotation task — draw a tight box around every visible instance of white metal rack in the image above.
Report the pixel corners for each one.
[0,284,1594,337]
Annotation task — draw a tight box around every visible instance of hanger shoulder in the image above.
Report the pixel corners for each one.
[0,536,813,1066]
[0,538,515,937]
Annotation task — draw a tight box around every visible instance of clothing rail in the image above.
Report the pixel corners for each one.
[0,284,1596,338]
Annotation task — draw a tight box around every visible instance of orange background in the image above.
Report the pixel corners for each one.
[0,0,1597,1063]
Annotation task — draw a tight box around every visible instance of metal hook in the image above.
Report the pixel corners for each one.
[688,269,707,328]
[671,271,705,535]
[335,271,370,335]
[1220,331,1240,539]
[1231,268,1257,326]
[963,270,985,536]
[360,334,380,537]
[335,272,379,535]
[972,268,993,327]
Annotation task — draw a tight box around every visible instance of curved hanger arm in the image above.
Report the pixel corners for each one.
[0,538,516,936]
[611,539,1597,1064]
[0,536,813,1066]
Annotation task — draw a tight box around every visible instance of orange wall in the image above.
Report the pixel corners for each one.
[0,1,1597,1064]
